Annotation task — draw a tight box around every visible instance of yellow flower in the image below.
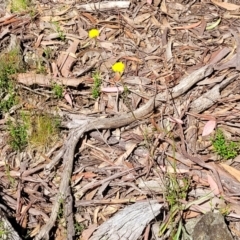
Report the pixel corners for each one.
[112,62,125,73]
[88,29,100,39]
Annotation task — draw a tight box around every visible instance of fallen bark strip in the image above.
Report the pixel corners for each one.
[171,64,214,98]
[16,72,87,87]
[76,1,130,11]
[35,97,156,239]
[89,200,163,240]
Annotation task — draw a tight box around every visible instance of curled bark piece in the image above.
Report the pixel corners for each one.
[90,200,163,240]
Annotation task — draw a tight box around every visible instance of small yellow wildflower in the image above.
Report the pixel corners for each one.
[88,29,100,39]
[112,62,125,73]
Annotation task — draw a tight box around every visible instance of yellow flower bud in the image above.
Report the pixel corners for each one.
[112,62,125,73]
[88,29,100,39]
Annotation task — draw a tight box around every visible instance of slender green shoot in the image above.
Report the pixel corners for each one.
[159,164,190,239]
[53,84,64,98]
[92,72,101,99]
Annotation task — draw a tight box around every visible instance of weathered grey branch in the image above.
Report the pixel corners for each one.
[65,187,75,240]
[35,97,156,239]
[190,73,238,113]
[155,64,214,101]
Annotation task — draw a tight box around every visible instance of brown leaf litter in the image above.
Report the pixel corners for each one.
[2,0,240,239]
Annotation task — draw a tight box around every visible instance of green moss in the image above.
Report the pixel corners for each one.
[7,112,60,151]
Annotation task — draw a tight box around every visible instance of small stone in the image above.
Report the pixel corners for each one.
[192,212,233,240]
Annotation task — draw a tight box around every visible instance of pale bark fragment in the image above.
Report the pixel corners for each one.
[76,1,130,11]
[90,201,163,240]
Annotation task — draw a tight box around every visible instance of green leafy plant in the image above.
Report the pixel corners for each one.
[123,85,129,95]
[211,129,239,160]
[74,222,85,236]
[53,83,64,98]
[0,48,23,112]
[53,22,65,41]
[58,30,65,41]
[36,60,47,74]
[0,85,17,113]
[165,174,189,209]
[43,47,53,59]
[219,204,231,216]
[7,117,28,151]
[92,72,101,99]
